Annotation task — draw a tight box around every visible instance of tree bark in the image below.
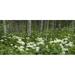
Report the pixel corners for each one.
[3,20,7,35]
[51,20,55,30]
[27,20,31,36]
[46,20,49,40]
[46,20,49,32]
[40,20,43,32]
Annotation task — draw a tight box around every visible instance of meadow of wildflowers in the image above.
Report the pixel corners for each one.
[0,30,75,55]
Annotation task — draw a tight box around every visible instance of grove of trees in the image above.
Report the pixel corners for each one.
[0,20,75,54]
[0,20,75,36]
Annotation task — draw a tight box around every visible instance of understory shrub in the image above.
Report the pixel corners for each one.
[0,30,75,55]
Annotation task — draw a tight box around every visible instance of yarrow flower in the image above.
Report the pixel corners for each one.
[10,44,13,46]
[18,46,24,51]
[17,40,25,45]
[27,42,36,49]
[36,37,44,41]
[65,42,73,47]
[36,37,44,45]
[0,39,4,42]
[14,45,18,48]
[35,47,40,52]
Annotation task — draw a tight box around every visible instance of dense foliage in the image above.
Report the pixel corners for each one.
[0,20,75,54]
[0,29,75,55]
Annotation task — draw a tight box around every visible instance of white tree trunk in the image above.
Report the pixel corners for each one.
[46,20,49,40]
[27,20,31,36]
[46,20,49,32]
[40,20,43,32]
[58,21,61,29]
[3,20,7,34]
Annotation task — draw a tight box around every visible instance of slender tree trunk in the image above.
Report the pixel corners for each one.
[46,20,49,32]
[51,20,55,30]
[27,20,31,36]
[58,21,61,29]
[46,20,49,40]
[40,20,43,32]
[71,20,75,32]
[3,20,7,35]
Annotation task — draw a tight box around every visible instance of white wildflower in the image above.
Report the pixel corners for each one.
[36,37,44,41]
[61,48,68,54]
[17,41,25,45]
[13,36,24,42]
[36,37,44,45]
[66,42,73,47]
[46,45,48,48]
[8,37,11,38]
[14,45,18,48]
[10,44,13,46]
[26,48,29,51]
[37,41,44,45]
[55,38,62,43]
[13,36,20,39]
[27,42,36,49]
[18,38,22,41]
[0,39,4,42]
[18,46,24,51]
[17,39,25,45]
[26,37,30,40]
[61,40,67,44]
[36,47,40,52]
[60,44,64,49]
[63,38,68,41]
[49,41,54,44]
[62,51,65,54]
[64,48,68,51]
[50,38,62,44]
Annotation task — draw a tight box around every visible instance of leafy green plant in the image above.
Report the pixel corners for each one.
[0,28,75,54]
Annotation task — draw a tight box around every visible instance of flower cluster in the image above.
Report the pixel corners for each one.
[49,37,74,54]
[36,37,44,45]
[0,33,75,54]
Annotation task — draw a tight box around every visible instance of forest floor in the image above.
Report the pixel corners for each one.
[0,29,75,55]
